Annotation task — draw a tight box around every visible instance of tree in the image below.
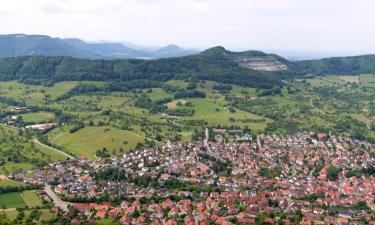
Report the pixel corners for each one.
[327,166,341,181]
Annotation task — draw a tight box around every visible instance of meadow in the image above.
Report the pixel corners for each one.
[48,126,145,159]
[19,111,55,124]
[0,126,66,174]
[0,190,43,209]
[0,192,26,208]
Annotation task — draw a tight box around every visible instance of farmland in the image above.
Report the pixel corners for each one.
[0,74,375,162]
[47,126,145,159]
[0,192,26,208]
[0,190,43,209]
[20,190,43,207]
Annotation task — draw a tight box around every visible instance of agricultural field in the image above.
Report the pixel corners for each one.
[0,190,43,209]
[20,190,43,207]
[0,192,26,208]
[174,98,269,130]
[1,75,375,160]
[339,75,360,84]
[0,176,26,188]
[1,208,55,222]
[0,81,78,106]
[359,74,375,87]
[47,126,145,159]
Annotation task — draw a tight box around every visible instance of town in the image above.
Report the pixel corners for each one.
[9,131,375,225]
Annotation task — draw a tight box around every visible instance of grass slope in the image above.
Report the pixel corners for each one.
[0,192,26,208]
[48,126,144,159]
[20,190,43,207]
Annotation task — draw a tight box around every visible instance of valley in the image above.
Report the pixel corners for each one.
[0,48,374,224]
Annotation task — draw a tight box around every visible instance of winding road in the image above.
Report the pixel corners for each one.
[33,138,76,160]
[1,123,75,160]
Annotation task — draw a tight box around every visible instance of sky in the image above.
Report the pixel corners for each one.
[0,0,375,54]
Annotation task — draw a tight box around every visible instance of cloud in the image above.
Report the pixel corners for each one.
[0,0,374,53]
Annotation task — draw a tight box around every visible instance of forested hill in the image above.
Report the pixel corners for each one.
[0,47,282,89]
[0,46,374,89]
[287,54,375,76]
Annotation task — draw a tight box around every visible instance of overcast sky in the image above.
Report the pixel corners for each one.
[1,0,375,54]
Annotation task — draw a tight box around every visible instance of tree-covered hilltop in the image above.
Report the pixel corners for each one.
[1,46,375,89]
[0,47,282,89]
[281,54,375,77]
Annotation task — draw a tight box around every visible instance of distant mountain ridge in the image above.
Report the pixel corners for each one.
[0,34,199,59]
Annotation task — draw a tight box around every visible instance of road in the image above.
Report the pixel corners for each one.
[33,138,76,160]
[44,185,70,211]
[1,123,76,160]
[204,128,211,152]
[204,128,223,160]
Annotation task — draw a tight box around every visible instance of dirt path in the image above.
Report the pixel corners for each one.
[0,208,16,212]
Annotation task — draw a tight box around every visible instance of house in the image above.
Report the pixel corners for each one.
[120,215,131,224]
[96,210,106,219]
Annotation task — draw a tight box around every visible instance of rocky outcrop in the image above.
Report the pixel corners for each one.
[232,55,287,71]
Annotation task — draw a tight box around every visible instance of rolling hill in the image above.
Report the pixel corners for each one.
[0,46,283,89]
[0,34,199,59]
[0,43,374,90]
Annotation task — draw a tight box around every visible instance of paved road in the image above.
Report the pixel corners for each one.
[204,128,223,160]
[33,138,76,160]
[204,128,211,151]
[44,185,70,211]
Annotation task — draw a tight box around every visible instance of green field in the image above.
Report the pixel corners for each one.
[48,126,145,159]
[0,178,26,188]
[20,190,43,207]
[183,98,269,130]
[19,111,55,124]
[34,141,67,161]
[360,74,375,87]
[0,192,26,208]
[0,126,66,174]
[2,208,55,222]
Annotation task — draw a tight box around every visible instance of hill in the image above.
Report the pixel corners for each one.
[0,34,95,58]
[62,38,146,58]
[155,44,198,57]
[0,34,199,59]
[0,46,283,89]
[0,44,375,88]
[290,54,375,76]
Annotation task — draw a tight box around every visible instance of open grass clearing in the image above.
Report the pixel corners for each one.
[339,75,360,84]
[167,100,188,108]
[48,126,145,159]
[20,190,43,207]
[0,177,26,188]
[172,98,270,130]
[0,192,26,208]
[19,111,55,124]
[360,74,375,88]
[3,208,55,221]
